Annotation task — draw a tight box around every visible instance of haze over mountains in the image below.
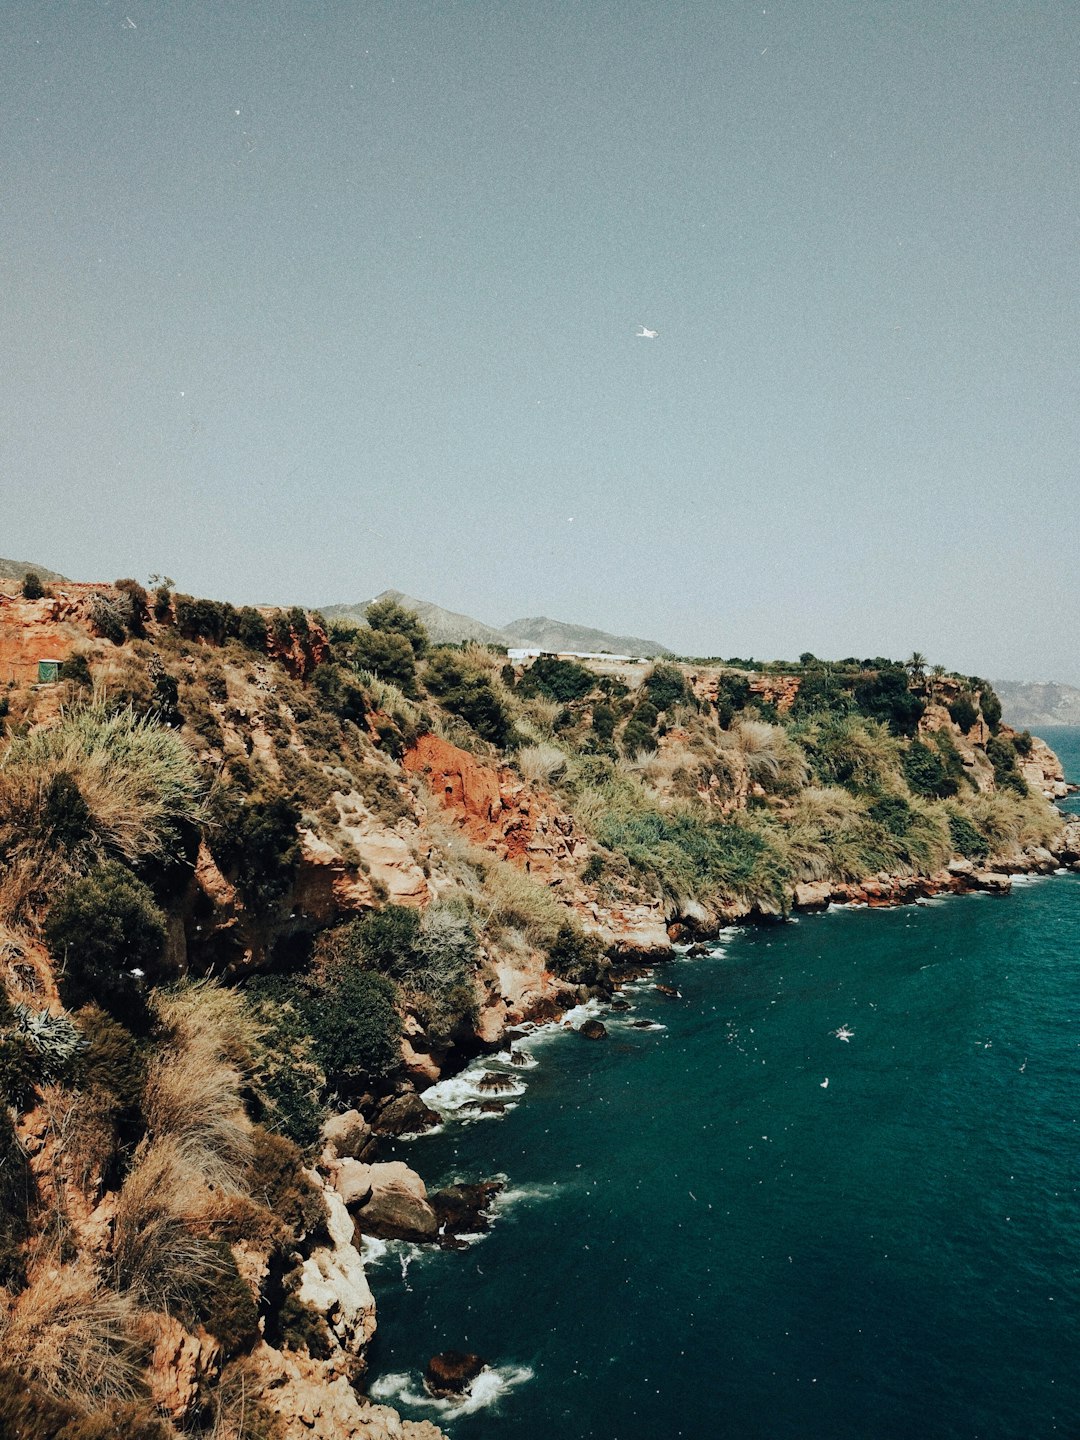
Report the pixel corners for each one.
[991,681,1080,729]
[322,590,673,657]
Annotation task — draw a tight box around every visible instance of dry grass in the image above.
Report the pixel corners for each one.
[965,791,1063,855]
[476,858,565,945]
[0,1262,142,1406]
[516,743,568,784]
[0,703,205,924]
[717,719,809,794]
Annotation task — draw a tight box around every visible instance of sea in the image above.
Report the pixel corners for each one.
[364,727,1080,1440]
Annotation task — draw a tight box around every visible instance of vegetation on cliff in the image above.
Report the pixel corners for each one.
[0,574,1071,1434]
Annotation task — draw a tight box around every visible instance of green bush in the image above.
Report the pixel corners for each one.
[113,579,149,636]
[424,649,517,746]
[1013,729,1034,757]
[867,792,913,838]
[947,809,991,860]
[21,571,44,600]
[903,739,957,798]
[591,703,617,742]
[986,735,1027,796]
[308,968,401,1088]
[643,663,693,713]
[948,694,979,733]
[312,662,368,725]
[365,597,429,657]
[853,667,924,737]
[236,606,269,651]
[519,656,594,703]
[194,1240,260,1358]
[353,628,419,697]
[247,1127,325,1232]
[210,793,300,912]
[978,683,1003,732]
[621,719,657,755]
[44,863,167,1026]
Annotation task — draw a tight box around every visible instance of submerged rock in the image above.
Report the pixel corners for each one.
[508,1048,531,1067]
[578,1019,607,1040]
[654,984,681,998]
[608,998,632,1012]
[425,1350,487,1398]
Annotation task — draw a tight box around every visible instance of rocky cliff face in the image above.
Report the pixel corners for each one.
[1,577,1076,1436]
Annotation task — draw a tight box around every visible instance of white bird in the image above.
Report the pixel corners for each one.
[820,1078,829,1088]
[832,1025,854,1042]
[635,326,658,338]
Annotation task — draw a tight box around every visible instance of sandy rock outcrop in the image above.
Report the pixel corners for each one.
[145,1313,222,1421]
[251,1343,447,1440]
[294,1184,377,1365]
[333,1160,439,1242]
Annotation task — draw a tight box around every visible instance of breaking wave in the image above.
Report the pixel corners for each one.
[370,1364,535,1417]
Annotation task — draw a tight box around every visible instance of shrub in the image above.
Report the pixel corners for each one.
[853,667,924,737]
[947,809,990,860]
[246,1127,325,1234]
[948,694,979,733]
[237,606,269,651]
[245,982,327,1150]
[312,662,368,726]
[21,571,44,600]
[903,739,957,798]
[986,735,1027,796]
[591,702,617,741]
[713,673,754,727]
[424,649,516,746]
[58,653,92,687]
[44,863,167,1024]
[867,792,913,838]
[353,627,419,697]
[797,713,901,793]
[978,683,1003,732]
[210,792,301,912]
[87,593,128,644]
[621,719,657,755]
[790,669,853,720]
[642,663,692,713]
[365,597,430,657]
[195,1240,260,1358]
[516,743,568,784]
[547,923,608,984]
[1013,729,1034,757]
[307,968,401,1088]
[0,1107,30,1285]
[113,579,148,636]
[519,656,594,703]
[0,702,205,869]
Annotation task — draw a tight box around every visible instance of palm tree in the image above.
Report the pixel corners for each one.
[928,663,946,700]
[905,651,928,687]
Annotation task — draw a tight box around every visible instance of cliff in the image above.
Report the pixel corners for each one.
[0,578,1076,1436]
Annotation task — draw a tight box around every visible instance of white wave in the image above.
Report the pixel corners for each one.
[493,1180,560,1214]
[370,1364,535,1417]
[422,1064,527,1120]
[560,998,604,1028]
[358,1234,389,1265]
[494,1047,539,1069]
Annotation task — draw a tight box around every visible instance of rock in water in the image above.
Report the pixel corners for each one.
[425,1351,486,1398]
[578,1018,607,1040]
[431,1180,504,1234]
[372,1092,441,1136]
[478,1071,517,1093]
[508,1048,530,1067]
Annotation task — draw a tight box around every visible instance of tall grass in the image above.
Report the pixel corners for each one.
[718,719,809,795]
[0,1263,142,1406]
[516,743,568,784]
[0,702,204,888]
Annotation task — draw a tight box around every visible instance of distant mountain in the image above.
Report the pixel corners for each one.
[320,590,672,657]
[503,616,671,658]
[322,591,512,648]
[0,556,69,583]
[993,680,1080,729]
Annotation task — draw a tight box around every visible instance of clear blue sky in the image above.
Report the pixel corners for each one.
[3,1,1078,679]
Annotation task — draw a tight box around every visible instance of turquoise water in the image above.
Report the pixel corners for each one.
[367,732,1080,1440]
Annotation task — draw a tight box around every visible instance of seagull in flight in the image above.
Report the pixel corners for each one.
[635,325,658,338]
[832,1025,855,1042]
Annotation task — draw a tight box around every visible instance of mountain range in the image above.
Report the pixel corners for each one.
[321,590,673,657]
[991,680,1080,729]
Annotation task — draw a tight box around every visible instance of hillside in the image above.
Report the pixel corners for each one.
[0,575,1076,1438]
[322,590,672,656]
[503,615,671,657]
[0,556,68,583]
[323,590,511,647]
[993,679,1080,729]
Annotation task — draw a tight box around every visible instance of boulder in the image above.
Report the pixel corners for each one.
[477,1071,517,1093]
[430,1180,504,1235]
[322,1110,375,1162]
[578,1019,607,1040]
[425,1351,487,1398]
[294,1186,377,1363]
[350,1161,439,1242]
[971,871,1012,894]
[373,1092,441,1136]
[333,1158,374,1210]
[793,881,832,911]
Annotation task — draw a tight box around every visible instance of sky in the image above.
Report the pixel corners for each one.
[2,0,1079,681]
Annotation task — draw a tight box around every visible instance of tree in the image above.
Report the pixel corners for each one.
[20,573,44,600]
[365,598,429,657]
[423,649,516,746]
[353,627,419,696]
[905,652,928,686]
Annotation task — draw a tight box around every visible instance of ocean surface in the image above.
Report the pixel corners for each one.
[365,728,1080,1440]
